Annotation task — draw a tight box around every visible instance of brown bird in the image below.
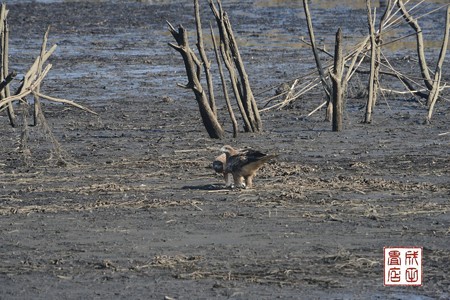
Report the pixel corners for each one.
[220,145,277,189]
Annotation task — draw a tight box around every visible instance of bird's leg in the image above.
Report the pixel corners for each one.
[224,173,233,187]
[232,174,246,189]
[245,175,254,189]
[237,177,246,189]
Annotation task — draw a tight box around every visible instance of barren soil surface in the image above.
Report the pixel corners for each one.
[1,1,449,299]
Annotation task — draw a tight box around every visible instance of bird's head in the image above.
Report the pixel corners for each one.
[220,145,236,155]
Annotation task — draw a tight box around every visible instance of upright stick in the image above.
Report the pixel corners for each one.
[331,28,344,132]
[0,4,16,126]
[211,24,238,137]
[194,0,216,116]
[365,1,376,123]
[302,0,332,121]
[426,6,450,123]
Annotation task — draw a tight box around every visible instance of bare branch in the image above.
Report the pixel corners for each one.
[397,0,434,90]
[302,0,332,99]
[34,92,97,115]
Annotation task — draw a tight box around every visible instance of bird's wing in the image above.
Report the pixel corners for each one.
[226,154,243,173]
[226,149,270,173]
[241,149,267,163]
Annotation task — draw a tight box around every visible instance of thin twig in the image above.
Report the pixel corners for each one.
[33,92,97,115]
[307,100,327,117]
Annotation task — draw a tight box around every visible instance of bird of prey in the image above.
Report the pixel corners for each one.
[220,145,277,189]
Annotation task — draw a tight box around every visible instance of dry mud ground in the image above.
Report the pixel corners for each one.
[1,1,449,299]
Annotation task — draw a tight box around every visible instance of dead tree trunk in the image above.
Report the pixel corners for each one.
[365,1,377,124]
[331,28,344,132]
[209,0,262,133]
[302,0,332,121]
[374,0,392,106]
[426,6,450,123]
[365,0,394,123]
[168,23,224,139]
[224,13,260,131]
[211,24,238,138]
[397,0,434,91]
[398,1,449,123]
[211,6,252,132]
[194,0,217,116]
[0,4,15,127]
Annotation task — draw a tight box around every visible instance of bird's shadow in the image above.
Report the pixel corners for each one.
[182,183,229,191]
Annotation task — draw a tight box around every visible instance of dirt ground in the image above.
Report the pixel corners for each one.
[1,1,449,299]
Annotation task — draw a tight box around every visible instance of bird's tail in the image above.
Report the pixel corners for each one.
[261,154,278,163]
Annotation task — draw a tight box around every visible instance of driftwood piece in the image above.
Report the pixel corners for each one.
[168,21,224,139]
[0,64,52,109]
[279,79,298,109]
[2,60,93,118]
[260,72,322,112]
[34,92,97,115]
